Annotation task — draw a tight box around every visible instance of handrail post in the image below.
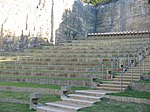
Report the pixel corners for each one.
[101,61,104,79]
[128,52,130,64]
[121,73,123,92]
[90,73,93,88]
[143,59,145,75]
[111,60,114,80]
[134,53,136,66]
[131,60,133,83]
[139,59,141,76]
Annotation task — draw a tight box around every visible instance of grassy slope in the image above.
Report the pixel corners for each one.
[108,89,150,100]
[0,82,89,90]
[79,98,150,112]
[0,103,33,112]
[0,91,60,103]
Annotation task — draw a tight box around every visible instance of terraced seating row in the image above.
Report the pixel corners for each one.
[0,32,149,81]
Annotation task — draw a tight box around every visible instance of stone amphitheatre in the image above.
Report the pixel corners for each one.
[0,0,150,112]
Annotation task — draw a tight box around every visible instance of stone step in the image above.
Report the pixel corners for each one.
[112,78,139,81]
[46,102,82,110]
[96,86,126,91]
[115,75,140,79]
[61,97,96,106]
[75,90,112,97]
[99,84,128,88]
[36,106,75,112]
[102,80,130,85]
[68,94,100,101]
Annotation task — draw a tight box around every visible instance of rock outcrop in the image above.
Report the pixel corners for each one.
[0,0,150,47]
[96,0,150,32]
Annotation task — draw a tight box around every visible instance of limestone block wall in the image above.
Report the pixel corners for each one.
[96,0,150,32]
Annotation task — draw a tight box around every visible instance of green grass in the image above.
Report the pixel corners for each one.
[79,98,150,112]
[144,72,150,75]
[39,94,60,104]
[135,80,150,83]
[108,88,150,100]
[0,82,89,90]
[0,91,30,101]
[0,91,60,103]
[0,103,33,112]
[0,82,61,90]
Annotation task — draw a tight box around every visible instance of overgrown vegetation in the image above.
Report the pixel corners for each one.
[79,98,150,112]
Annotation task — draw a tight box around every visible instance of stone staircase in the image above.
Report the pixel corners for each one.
[37,90,113,112]
[36,32,149,112]
[0,31,149,112]
[96,55,150,91]
[37,55,149,112]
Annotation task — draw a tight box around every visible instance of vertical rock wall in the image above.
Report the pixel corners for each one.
[55,0,96,43]
[0,0,149,46]
[0,0,95,45]
[96,0,150,32]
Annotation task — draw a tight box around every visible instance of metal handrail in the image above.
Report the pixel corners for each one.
[90,62,102,87]
[120,60,133,92]
[120,47,146,92]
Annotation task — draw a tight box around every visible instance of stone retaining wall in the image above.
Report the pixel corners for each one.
[106,95,150,105]
[0,98,29,104]
[0,77,90,87]
[0,86,61,95]
[130,83,150,92]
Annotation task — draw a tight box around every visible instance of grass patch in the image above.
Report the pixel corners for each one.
[0,91,61,103]
[39,94,60,104]
[79,98,150,112]
[135,80,150,83]
[0,91,30,101]
[108,88,150,100]
[144,72,150,75]
[0,102,33,112]
[0,82,89,90]
[0,82,61,90]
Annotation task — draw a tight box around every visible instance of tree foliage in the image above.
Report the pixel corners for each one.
[82,0,112,6]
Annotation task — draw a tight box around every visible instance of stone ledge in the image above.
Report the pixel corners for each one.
[0,86,61,95]
[0,98,29,104]
[105,95,150,105]
[0,77,90,87]
[87,31,150,37]
[130,83,150,92]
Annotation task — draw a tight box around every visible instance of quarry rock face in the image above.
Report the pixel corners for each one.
[55,0,96,43]
[0,0,95,46]
[96,0,150,32]
[0,0,150,47]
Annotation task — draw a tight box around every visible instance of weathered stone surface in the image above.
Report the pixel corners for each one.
[106,95,150,105]
[0,0,149,45]
[55,0,96,43]
[130,82,150,92]
[96,0,150,32]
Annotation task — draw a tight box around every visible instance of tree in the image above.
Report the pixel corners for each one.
[82,0,112,6]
